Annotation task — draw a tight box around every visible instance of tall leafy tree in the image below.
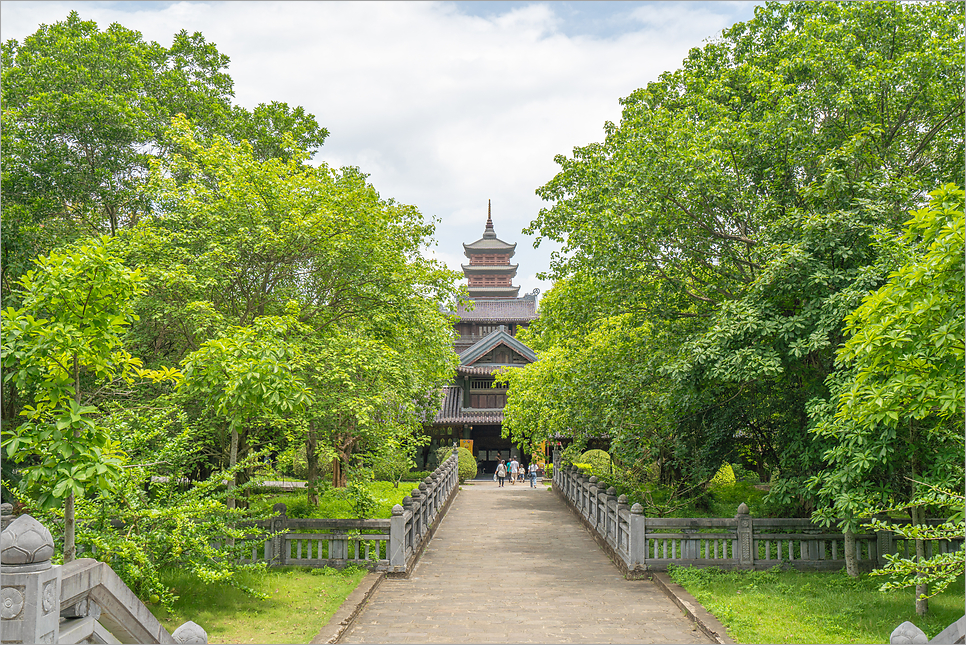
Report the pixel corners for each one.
[0,12,327,300]
[1,236,179,560]
[522,1,963,500]
[124,119,460,488]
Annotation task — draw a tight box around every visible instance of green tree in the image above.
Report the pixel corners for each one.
[809,185,964,603]
[522,1,964,502]
[180,314,312,508]
[1,236,179,560]
[1,12,326,301]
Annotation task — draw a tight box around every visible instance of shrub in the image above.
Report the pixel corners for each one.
[455,447,477,483]
[578,449,612,475]
[545,463,553,478]
[709,463,736,487]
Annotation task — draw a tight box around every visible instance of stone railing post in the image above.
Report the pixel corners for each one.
[424,477,436,520]
[402,496,414,552]
[606,487,618,543]
[418,482,429,536]
[875,513,893,568]
[587,477,599,527]
[389,504,406,571]
[736,502,753,569]
[410,488,422,542]
[1,514,62,644]
[628,503,646,568]
[271,503,287,566]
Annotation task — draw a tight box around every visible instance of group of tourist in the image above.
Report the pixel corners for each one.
[494,458,538,488]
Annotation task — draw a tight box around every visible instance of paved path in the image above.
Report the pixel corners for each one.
[341,482,710,644]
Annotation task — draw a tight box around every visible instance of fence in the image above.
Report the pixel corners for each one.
[552,462,964,577]
[238,449,460,573]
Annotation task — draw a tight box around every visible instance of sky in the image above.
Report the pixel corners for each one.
[1,1,763,297]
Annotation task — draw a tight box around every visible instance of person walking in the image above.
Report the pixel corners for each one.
[509,458,519,485]
[496,460,507,487]
[529,462,538,487]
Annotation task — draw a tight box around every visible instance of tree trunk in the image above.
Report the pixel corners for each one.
[64,493,76,562]
[228,426,239,509]
[844,529,857,578]
[306,420,319,506]
[913,506,929,616]
[64,353,81,562]
[332,456,344,488]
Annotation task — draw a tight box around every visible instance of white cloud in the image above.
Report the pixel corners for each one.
[1,1,761,296]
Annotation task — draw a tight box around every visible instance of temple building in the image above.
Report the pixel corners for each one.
[422,202,539,473]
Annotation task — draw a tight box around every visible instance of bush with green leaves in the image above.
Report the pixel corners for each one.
[578,449,612,476]
[436,446,477,483]
[709,463,736,487]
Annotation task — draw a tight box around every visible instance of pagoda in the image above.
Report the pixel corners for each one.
[461,200,520,299]
[421,202,541,475]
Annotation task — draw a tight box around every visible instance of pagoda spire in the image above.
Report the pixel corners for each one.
[483,199,496,239]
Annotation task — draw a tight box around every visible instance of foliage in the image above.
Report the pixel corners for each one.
[455,447,477,483]
[709,463,736,488]
[0,11,325,302]
[510,1,964,518]
[868,483,965,601]
[578,449,612,476]
[437,446,476,483]
[808,186,964,543]
[250,483,411,520]
[0,237,180,561]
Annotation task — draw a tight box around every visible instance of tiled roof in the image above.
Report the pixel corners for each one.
[429,385,504,425]
[461,263,519,275]
[455,298,537,322]
[463,237,517,254]
[456,364,505,376]
[460,327,538,365]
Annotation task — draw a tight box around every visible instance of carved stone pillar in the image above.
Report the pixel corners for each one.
[736,502,754,569]
[1,515,62,644]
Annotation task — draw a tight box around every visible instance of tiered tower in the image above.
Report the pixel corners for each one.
[461,200,520,299]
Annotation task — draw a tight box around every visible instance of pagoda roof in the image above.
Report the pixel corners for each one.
[468,286,521,298]
[456,364,503,376]
[461,263,519,275]
[460,326,537,366]
[463,238,517,255]
[429,385,504,425]
[455,297,537,323]
[463,200,517,257]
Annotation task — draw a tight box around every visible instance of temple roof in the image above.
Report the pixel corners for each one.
[455,297,537,323]
[461,263,519,275]
[460,326,538,366]
[430,386,505,425]
[463,200,517,257]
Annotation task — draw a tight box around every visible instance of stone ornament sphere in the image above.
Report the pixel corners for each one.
[607,487,617,496]
[1,514,54,565]
[890,621,927,644]
[172,620,209,644]
[0,587,24,619]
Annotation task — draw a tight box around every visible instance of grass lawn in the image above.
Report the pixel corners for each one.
[668,565,965,644]
[249,481,413,519]
[150,566,367,644]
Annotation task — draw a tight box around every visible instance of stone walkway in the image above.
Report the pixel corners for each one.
[341,482,710,644]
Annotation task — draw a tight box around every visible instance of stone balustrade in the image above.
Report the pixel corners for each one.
[551,454,964,577]
[0,508,206,644]
[228,448,460,574]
